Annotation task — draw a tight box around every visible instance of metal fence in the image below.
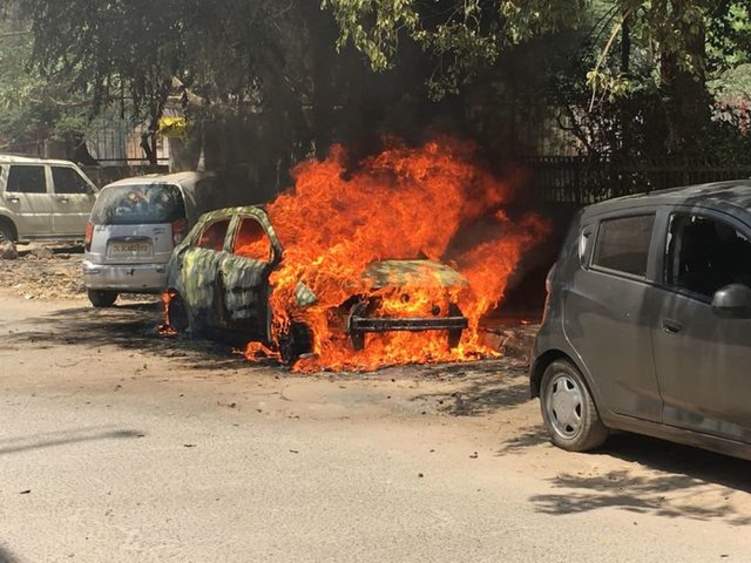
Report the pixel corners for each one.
[527,156,751,206]
[86,124,169,165]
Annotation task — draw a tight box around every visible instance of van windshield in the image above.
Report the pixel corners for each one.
[91,184,186,225]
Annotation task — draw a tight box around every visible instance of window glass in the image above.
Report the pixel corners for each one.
[593,214,655,277]
[52,167,90,194]
[197,219,230,251]
[233,217,271,262]
[666,214,751,298]
[90,184,185,225]
[6,165,46,194]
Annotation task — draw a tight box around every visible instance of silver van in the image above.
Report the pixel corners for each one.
[82,172,218,307]
[531,180,751,461]
[0,155,97,243]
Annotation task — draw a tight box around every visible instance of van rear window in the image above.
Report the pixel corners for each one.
[593,214,655,277]
[91,184,186,225]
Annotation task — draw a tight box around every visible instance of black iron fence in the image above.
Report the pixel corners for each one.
[527,156,751,206]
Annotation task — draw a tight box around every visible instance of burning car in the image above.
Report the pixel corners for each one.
[162,206,470,365]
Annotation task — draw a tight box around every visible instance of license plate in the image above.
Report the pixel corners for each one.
[109,241,152,257]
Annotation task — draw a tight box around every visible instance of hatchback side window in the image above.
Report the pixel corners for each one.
[233,217,272,262]
[196,219,230,251]
[592,214,655,277]
[665,214,751,299]
[6,165,46,194]
[52,166,90,194]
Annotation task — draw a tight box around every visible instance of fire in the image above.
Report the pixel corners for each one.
[250,137,549,372]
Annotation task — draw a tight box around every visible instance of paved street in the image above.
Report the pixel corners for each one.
[2,292,751,562]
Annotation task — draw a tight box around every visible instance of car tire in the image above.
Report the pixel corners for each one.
[88,289,118,308]
[167,292,205,336]
[0,222,14,243]
[540,359,608,452]
[279,322,313,366]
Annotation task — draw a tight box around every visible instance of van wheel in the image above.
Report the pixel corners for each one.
[88,289,118,308]
[540,360,608,452]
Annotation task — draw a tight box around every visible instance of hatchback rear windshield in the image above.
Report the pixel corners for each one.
[91,184,186,225]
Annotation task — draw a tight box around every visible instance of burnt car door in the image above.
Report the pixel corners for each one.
[216,209,283,341]
[650,208,751,442]
[176,214,233,327]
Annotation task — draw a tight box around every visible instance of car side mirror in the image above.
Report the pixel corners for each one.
[711,284,751,318]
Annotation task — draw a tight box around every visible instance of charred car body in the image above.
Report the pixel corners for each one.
[163,206,469,364]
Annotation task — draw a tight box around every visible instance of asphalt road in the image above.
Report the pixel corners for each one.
[1,292,751,562]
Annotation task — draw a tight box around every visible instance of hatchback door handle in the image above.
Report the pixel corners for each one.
[663,319,683,334]
[6,196,19,203]
[58,197,70,203]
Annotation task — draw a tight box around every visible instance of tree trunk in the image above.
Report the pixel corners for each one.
[659,4,710,156]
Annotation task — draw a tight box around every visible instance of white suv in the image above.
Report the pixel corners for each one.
[0,155,98,243]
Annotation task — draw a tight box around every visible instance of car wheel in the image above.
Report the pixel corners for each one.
[279,322,313,366]
[167,292,205,336]
[0,222,13,243]
[88,289,118,308]
[540,360,608,452]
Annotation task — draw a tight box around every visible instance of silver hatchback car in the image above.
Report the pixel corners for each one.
[83,172,216,307]
[531,181,751,461]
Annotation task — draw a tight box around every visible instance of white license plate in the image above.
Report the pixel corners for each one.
[109,241,152,257]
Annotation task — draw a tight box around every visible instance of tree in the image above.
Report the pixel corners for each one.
[0,6,89,157]
[324,0,751,158]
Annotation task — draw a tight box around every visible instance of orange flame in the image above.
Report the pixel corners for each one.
[251,137,548,371]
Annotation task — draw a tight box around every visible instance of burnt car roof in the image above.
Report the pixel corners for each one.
[582,179,751,220]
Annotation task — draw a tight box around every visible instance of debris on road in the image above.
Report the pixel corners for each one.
[0,244,84,299]
[0,241,18,260]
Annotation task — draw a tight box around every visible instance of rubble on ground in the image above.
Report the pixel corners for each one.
[480,319,539,364]
[0,243,85,299]
[0,241,18,260]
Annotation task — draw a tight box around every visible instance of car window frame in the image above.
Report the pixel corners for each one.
[5,163,51,195]
[193,216,233,252]
[51,165,94,195]
[657,205,751,305]
[588,210,659,282]
[228,213,276,264]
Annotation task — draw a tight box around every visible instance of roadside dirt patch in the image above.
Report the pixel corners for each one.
[0,244,85,300]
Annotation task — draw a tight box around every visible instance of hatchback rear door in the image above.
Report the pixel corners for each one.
[216,210,282,340]
[177,215,234,328]
[564,210,663,422]
[88,183,184,265]
[650,207,751,443]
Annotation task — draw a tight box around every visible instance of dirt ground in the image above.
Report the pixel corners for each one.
[0,243,86,300]
[2,286,751,561]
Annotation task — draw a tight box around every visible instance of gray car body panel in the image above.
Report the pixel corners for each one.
[531,180,751,461]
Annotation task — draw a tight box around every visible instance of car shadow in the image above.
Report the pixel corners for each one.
[499,425,751,523]
[0,426,144,457]
[5,301,248,371]
[0,546,17,563]
[410,365,533,416]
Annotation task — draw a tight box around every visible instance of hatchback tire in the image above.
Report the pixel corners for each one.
[540,360,608,452]
[88,289,118,308]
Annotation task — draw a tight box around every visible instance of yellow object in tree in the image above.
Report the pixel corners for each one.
[158,116,188,138]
